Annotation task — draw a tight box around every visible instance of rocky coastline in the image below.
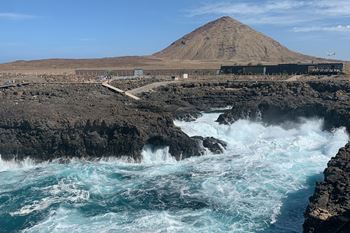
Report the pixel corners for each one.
[0,83,203,161]
[1,79,350,232]
[145,79,350,233]
[303,144,350,233]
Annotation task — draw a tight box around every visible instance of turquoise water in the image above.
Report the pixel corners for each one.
[0,114,348,233]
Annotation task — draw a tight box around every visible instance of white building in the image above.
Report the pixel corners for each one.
[134,69,144,77]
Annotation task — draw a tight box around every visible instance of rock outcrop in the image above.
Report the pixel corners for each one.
[192,136,227,154]
[1,79,350,233]
[304,143,350,233]
[0,84,202,161]
[144,79,350,233]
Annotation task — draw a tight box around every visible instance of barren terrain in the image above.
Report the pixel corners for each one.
[1,16,346,76]
[0,56,224,75]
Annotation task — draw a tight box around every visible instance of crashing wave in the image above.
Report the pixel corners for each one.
[0,113,349,233]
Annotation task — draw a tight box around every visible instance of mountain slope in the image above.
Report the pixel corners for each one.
[0,16,339,75]
[154,16,318,63]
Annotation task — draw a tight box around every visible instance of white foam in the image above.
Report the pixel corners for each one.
[11,197,52,216]
[1,113,349,233]
[0,155,138,173]
[141,145,176,164]
[22,207,224,233]
[174,113,349,230]
[11,178,90,217]
[0,156,45,172]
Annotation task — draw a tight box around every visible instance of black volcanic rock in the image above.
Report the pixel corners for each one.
[211,81,350,132]
[216,102,261,124]
[0,84,201,161]
[202,137,227,154]
[192,136,227,154]
[1,78,350,233]
[304,143,350,233]
[145,79,350,233]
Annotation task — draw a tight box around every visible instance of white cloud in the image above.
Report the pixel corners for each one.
[0,13,36,20]
[315,0,350,17]
[293,25,350,32]
[188,0,350,25]
[189,0,305,17]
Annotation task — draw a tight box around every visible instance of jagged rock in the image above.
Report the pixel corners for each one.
[0,84,200,161]
[303,143,350,233]
[146,80,350,233]
[192,136,227,154]
[202,137,227,154]
[216,112,237,125]
[1,79,350,233]
[216,103,261,125]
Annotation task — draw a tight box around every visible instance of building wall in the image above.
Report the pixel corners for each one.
[76,69,218,77]
[343,63,350,75]
[75,70,109,76]
[220,63,344,75]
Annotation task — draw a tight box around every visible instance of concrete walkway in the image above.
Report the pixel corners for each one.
[102,81,140,100]
[102,79,179,100]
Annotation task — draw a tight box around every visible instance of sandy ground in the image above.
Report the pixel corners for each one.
[0,57,225,75]
[0,56,348,85]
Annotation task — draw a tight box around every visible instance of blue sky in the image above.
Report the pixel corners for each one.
[1,0,350,63]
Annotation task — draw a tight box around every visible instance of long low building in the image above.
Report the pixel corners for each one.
[75,69,219,77]
[220,63,344,75]
[75,69,136,77]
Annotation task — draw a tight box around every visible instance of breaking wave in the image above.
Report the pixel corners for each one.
[0,113,348,233]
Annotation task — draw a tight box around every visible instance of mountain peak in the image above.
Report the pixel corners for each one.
[214,16,238,23]
[198,16,246,32]
[154,16,314,63]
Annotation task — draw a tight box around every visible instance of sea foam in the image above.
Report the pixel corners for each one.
[0,113,348,233]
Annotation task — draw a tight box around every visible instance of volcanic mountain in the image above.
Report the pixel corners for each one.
[0,16,339,74]
[154,16,318,63]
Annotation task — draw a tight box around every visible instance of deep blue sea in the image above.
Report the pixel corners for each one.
[0,113,348,233]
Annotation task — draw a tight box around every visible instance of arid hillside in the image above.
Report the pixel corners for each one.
[154,16,322,63]
[0,16,342,75]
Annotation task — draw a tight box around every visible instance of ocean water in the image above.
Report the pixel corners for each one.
[0,113,348,233]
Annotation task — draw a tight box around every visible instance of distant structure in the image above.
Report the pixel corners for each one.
[75,70,109,77]
[220,63,344,75]
[75,69,218,77]
[327,51,336,58]
[133,69,144,77]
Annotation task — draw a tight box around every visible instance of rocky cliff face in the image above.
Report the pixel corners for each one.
[143,79,350,233]
[0,84,202,161]
[213,82,350,131]
[303,144,350,233]
[0,118,201,161]
[1,79,350,232]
